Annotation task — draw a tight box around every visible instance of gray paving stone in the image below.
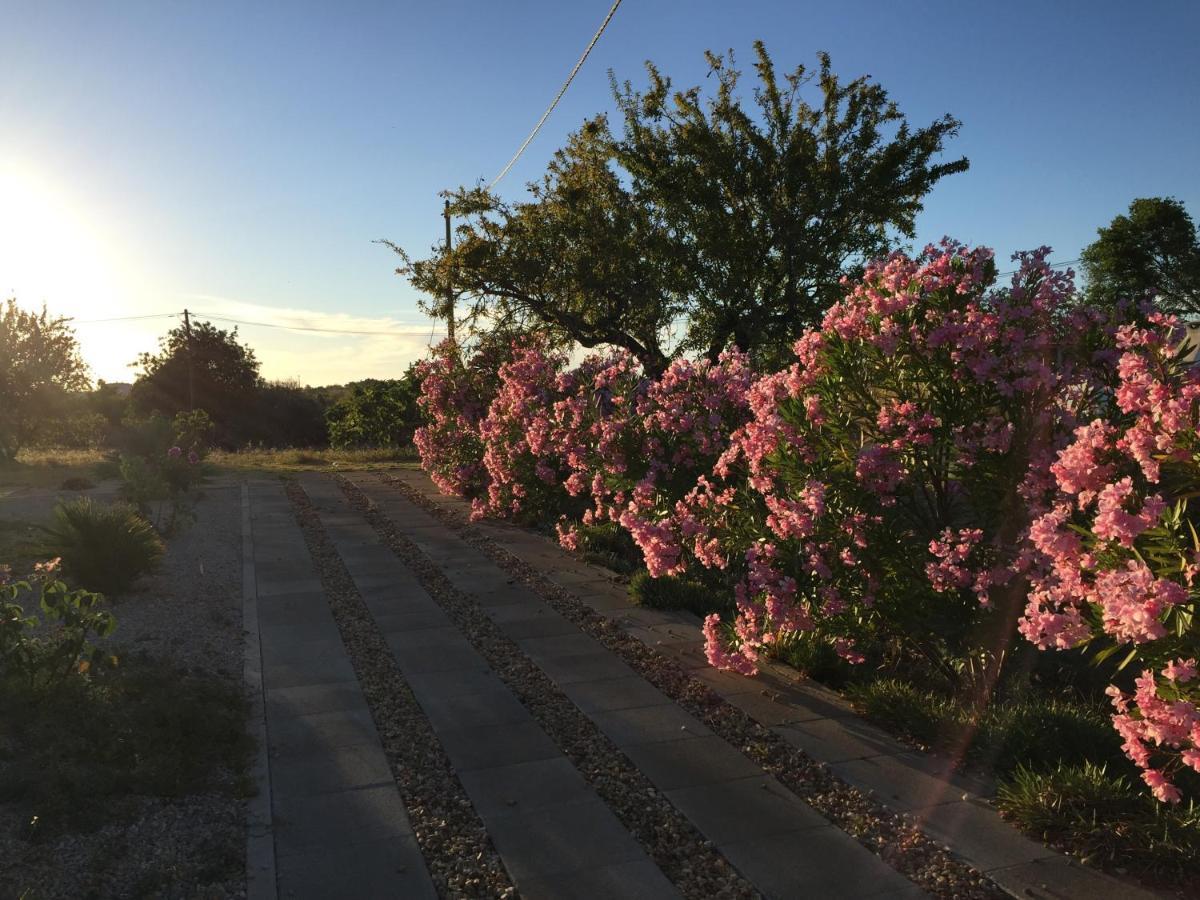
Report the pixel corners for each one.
[371,605,453,633]
[773,716,896,763]
[418,683,533,732]
[621,735,763,790]
[263,655,358,690]
[269,744,394,798]
[403,665,498,700]
[491,607,578,638]
[654,640,711,671]
[276,833,436,900]
[720,826,920,899]
[435,720,562,772]
[590,702,713,746]
[562,675,674,714]
[985,855,1159,900]
[832,753,967,812]
[272,783,412,856]
[259,636,349,667]
[256,620,342,645]
[266,681,369,719]
[256,577,325,597]
[456,756,593,818]
[534,649,638,685]
[268,708,381,758]
[485,799,647,881]
[722,688,825,725]
[255,592,333,627]
[914,799,1058,871]
[664,776,828,844]
[517,632,605,661]
[518,859,682,900]
[388,635,484,674]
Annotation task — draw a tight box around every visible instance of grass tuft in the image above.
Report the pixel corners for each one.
[41,498,165,596]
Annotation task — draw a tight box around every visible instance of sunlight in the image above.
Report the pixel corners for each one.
[0,162,148,382]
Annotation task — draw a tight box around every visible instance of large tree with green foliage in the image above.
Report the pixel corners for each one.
[326,375,421,449]
[0,300,89,462]
[1081,197,1200,318]
[395,43,968,372]
[131,320,261,442]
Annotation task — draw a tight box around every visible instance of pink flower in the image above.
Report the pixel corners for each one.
[167,446,183,459]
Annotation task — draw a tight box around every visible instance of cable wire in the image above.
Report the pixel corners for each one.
[488,0,623,189]
[192,312,445,337]
[67,313,180,324]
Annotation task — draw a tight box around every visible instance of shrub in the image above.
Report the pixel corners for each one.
[0,560,116,692]
[628,570,720,617]
[40,499,164,595]
[996,763,1200,880]
[327,377,420,449]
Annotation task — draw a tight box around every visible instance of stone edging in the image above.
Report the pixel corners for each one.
[241,481,277,900]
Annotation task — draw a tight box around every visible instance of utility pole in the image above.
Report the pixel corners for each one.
[443,199,456,346]
[182,308,196,411]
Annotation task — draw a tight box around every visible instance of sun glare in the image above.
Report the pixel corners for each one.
[0,163,150,382]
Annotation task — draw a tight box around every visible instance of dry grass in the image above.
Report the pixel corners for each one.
[208,446,420,473]
[0,449,107,491]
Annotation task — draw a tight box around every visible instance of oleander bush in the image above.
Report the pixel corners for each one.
[416,239,1200,811]
[40,499,164,596]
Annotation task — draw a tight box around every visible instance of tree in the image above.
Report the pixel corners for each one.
[131,320,261,444]
[394,43,968,371]
[1081,197,1200,318]
[0,300,89,463]
[326,375,421,449]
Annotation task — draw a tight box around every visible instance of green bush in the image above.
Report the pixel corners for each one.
[573,522,640,574]
[629,570,720,617]
[1,566,116,692]
[41,499,164,596]
[845,678,1123,778]
[996,763,1200,880]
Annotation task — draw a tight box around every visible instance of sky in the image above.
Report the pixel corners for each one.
[1,0,1197,386]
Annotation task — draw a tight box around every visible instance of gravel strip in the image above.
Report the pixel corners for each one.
[285,481,514,899]
[330,477,759,900]
[375,472,1005,900]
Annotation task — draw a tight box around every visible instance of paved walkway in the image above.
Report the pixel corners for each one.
[242,470,1163,900]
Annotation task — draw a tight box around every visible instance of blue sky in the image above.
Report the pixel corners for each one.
[2,0,1197,384]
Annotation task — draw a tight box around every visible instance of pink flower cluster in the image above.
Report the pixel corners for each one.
[1021,313,1199,800]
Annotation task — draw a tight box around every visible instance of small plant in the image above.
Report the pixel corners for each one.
[996,762,1200,880]
[629,570,720,617]
[0,560,116,692]
[40,499,164,596]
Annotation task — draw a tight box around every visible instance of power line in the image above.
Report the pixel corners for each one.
[488,0,623,190]
[193,311,445,337]
[997,257,1082,278]
[68,313,180,324]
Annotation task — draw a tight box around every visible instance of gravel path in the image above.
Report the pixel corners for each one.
[371,471,1005,900]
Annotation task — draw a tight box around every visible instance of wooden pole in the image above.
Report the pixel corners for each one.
[443,199,456,346]
[183,308,196,411]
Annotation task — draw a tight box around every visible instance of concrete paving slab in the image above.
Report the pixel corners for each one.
[517,859,682,900]
[456,756,594,818]
[276,833,436,900]
[268,708,382,758]
[272,783,413,856]
[417,717,562,774]
[621,735,764,791]
[418,682,534,732]
[266,681,369,719]
[833,753,967,812]
[719,826,921,900]
[985,855,1160,900]
[773,716,897,763]
[485,799,647,881]
[590,702,713,746]
[664,776,828,844]
[561,675,675,714]
[914,799,1058,871]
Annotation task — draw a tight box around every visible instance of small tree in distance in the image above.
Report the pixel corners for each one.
[0,299,89,463]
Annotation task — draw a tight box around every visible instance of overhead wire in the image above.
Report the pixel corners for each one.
[487,0,623,190]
